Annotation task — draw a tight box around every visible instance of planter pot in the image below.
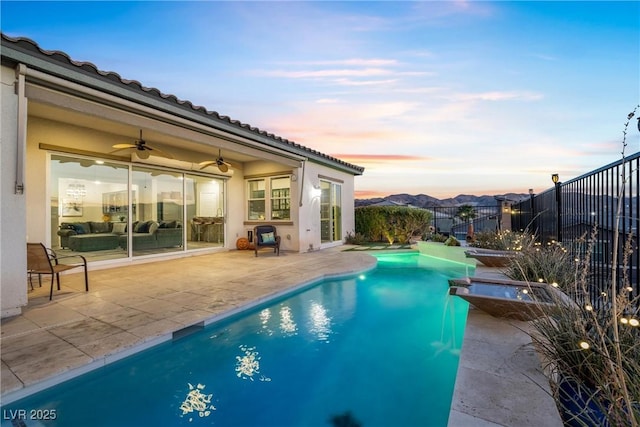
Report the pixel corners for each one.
[558,376,609,427]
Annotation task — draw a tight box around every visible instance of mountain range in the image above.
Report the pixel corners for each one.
[355,193,531,208]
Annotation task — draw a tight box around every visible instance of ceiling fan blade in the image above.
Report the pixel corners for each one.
[149,146,174,159]
[198,160,217,170]
[112,143,137,149]
[217,162,229,173]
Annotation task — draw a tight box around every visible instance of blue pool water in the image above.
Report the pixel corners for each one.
[1,253,471,427]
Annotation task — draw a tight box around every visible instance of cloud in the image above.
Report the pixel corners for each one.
[284,59,400,67]
[332,154,431,163]
[331,78,398,87]
[453,91,544,102]
[355,190,390,199]
[262,68,393,79]
[316,98,341,104]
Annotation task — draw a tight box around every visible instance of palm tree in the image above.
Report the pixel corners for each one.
[455,204,477,241]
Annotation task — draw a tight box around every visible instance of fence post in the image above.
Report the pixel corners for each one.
[552,174,562,242]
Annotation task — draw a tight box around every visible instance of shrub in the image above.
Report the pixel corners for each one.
[355,206,431,244]
[344,231,367,245]
[425,232,448,243]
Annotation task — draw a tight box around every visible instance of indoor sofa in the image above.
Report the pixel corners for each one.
[118,220,183,250]
[57,221,121,251]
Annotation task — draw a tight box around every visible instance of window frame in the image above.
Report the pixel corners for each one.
[245,175,292,222]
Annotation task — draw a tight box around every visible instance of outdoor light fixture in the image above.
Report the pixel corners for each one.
[551,173,559,184]
[311,185,322,198]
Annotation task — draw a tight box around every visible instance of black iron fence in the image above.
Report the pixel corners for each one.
[511,152,640,303]
[428,205,503,240]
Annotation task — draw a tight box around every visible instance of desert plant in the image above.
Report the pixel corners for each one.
[525,231,640,426]
[503,241,575,292]
[470,229,536,251]
[455,204,476,240]
[444,236,460,246]
[523,108,640,426]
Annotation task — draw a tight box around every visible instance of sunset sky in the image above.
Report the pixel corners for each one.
[2,1,638,199]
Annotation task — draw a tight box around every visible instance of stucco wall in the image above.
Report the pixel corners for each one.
[299,161,356,252]
[1,65,28,317]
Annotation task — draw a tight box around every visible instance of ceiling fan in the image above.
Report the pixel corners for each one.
[199,149,231,173]
[111,130,173,159]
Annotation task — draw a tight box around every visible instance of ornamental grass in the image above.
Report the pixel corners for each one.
[519,231,640,426]
[512,108,640,426]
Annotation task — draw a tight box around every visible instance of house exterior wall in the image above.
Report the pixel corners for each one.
[1,65,28,317]
[0,59,360,317]
[299,161,355,252]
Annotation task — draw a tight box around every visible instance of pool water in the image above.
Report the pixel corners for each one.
[1,253,470,427]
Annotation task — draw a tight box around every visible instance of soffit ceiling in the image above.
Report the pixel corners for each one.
[28,101,257,164]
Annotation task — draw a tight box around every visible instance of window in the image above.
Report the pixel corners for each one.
[248,179,266,220]
[271,177,291,220]
[247,176,291,221]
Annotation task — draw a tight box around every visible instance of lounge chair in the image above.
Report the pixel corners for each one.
[253,225,281,257]
[27,243,89,300]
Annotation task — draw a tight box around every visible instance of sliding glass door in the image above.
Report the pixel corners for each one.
[49,154,226,260]
[129,167,184,256]
[320,180,342,243]
[50,155,129,261]
[185,174,225,249]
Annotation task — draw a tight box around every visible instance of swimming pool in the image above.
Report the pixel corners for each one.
[1,253,470,427]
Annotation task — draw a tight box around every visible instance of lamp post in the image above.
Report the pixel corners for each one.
[552,174,562,242]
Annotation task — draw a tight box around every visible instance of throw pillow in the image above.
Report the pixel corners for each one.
[148,221,160,234]
[112,222,126,235]
[90,221,110,234]
[261,232,275,244]
[72,224,86,234]
[135,221,151,233]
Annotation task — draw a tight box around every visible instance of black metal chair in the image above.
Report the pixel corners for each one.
[27,243,89,300]
[253,225,281,257]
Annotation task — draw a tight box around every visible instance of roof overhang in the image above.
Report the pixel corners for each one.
[1,34,364,176]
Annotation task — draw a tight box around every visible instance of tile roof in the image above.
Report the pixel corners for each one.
[1,33,364,175]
